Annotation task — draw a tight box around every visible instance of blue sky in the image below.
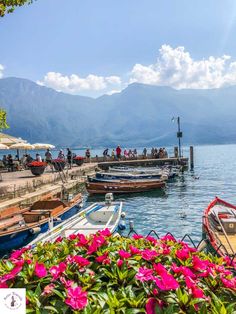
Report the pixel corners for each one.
[1,0,236,96]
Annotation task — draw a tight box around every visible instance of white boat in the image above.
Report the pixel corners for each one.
[29,194,124,245]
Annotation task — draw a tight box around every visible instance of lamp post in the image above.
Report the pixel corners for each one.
[172,116,183,158]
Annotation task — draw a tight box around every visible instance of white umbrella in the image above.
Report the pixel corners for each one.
[0,132,27,146]
[10,143,35,150]
[32,143,55,150]
[0,143,9,150]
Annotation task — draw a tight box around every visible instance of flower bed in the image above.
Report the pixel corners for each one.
[0,232,235,313]
[52,159,66,171]
[28,161,47,176]
[73,156,84,166]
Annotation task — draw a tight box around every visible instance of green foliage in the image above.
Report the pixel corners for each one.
[0,108,9,130]
[0,233,235,313]
[0,0,35,17]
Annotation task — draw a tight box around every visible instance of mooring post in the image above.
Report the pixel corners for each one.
[190,146,194,169]
[174,146,178,158]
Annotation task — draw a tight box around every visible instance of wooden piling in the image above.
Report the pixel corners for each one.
[190,146,194,169]
[174,146,179,158]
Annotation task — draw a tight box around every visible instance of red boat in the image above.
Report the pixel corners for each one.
[203,197,236,258]
[86,179,165,194]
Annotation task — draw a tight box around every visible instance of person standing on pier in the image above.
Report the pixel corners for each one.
[58,149,65,160]
[67,148,72,168]
[116,145,122,160]
[45,149,52,164]
[103,148,109,161]
[85,148,91,162]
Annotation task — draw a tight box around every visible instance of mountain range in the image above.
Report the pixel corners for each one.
[0,77,236,148]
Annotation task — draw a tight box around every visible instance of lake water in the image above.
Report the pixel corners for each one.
[84,144,236,244]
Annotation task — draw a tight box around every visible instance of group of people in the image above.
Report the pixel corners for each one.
[151,147,168,159]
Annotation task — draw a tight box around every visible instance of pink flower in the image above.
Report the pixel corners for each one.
[76,234,89,247]
[221,276,236,290]
[153,263,168,276]
[60,277,74,288]
[49,262,66,280]
[141,249,158,261]
[117,259,123,268]
[185,276,205,298]
[87,235,106,254]
[192,256,209,271]
[0,282,8,288]
[68,234,77,240]
[132,234,144,240]
[95,252,111,265]
[153,273,179,291]
[176,247,190,260]
[146,236,158,245]
[146,298,161,314]
[98,228,111,237]
[171,263,196,279]
[35,262,47,278]
[65,286,88,310]
[118,250,131,259]
[129,245,141,255]
[43,283,55,295]
[1,265,23,282]
[73,256,90,267]
[55,236,63,243]
[161,234,176,242]
[135,267,154,282]
[10,248,28,260]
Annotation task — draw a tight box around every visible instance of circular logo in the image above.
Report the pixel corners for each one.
[4,292,23,310]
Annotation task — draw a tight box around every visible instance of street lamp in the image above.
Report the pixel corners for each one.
[172,116,183,158]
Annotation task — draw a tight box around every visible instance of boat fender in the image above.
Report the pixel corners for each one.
[53,217,62,222]
[121,212,126,219]
[30,227,41,234]
[118,220,126,230]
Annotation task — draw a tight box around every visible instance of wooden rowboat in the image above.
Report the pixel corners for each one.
[203,197,236,259]
[0,193,82,253]
[86,179,165,194]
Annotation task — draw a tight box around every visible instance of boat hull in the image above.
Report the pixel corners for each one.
[0,200,81,253]
[96,172,162,180]
[86,180,165,194]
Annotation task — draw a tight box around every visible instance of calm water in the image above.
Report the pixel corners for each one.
[84,144,236,243]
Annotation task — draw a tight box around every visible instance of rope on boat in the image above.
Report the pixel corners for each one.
[127,224,236,266]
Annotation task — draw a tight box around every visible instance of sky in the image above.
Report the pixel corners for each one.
[1,0,236,97]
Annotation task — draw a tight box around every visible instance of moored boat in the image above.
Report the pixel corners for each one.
[86,179,165,194]
[96,171,165,180]
[0,193,82,252]
[29,193,124,244]
[203,197,236,259]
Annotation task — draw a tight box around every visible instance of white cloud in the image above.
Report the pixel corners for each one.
[37,72,122,94]
[130,45,236,89]
[0,64,4,78]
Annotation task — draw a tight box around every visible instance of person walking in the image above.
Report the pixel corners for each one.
[103,148,109,161]
[116,145,122,160]
[85,148,91,162]
[67,148,72,169]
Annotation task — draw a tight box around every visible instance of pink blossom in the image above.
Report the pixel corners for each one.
[192,256,209,271]
[73,256,90,267]
[221,276,236,290]
[185,276,205,298]
[119,250,131,259]
[65,286,88,310]
[132,234,144,240]
[95,252,111,265]
[10,248,28,260]
[35,262,47,278]
[87,235,106,254]
[68,234,77,240]
[50,266,61,280]
[159,245,171,255]
[0,282,8,288]
[141,249,158,261]
[76,234,89,247]
[12,259,25,267]
[1,265,23,282]
[55,236,63,243]
[153,273,179,290]
[153,263,168,276]
[43,283,55,295]
[176,247,190,260]
[161,234,176,242]
[98,228,111,237]
[146,298,159,314]
[60,277,74,288]
[146,236,158,245]
[171,263,196,279]
[117,259,123,268]
[129,245,141,255]
[135,267,154,282]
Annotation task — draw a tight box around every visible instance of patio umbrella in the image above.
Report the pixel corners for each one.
[10,143,35,150]
[0,132,27,146]
[0,143,9,150]
[32,143,55,150]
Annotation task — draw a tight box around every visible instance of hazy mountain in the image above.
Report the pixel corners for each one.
[0,77,236,147]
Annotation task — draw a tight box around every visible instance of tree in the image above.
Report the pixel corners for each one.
[0,108,9,131]
[0,0,35,17]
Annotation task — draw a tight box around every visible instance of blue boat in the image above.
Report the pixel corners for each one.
[0,194,82,254]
